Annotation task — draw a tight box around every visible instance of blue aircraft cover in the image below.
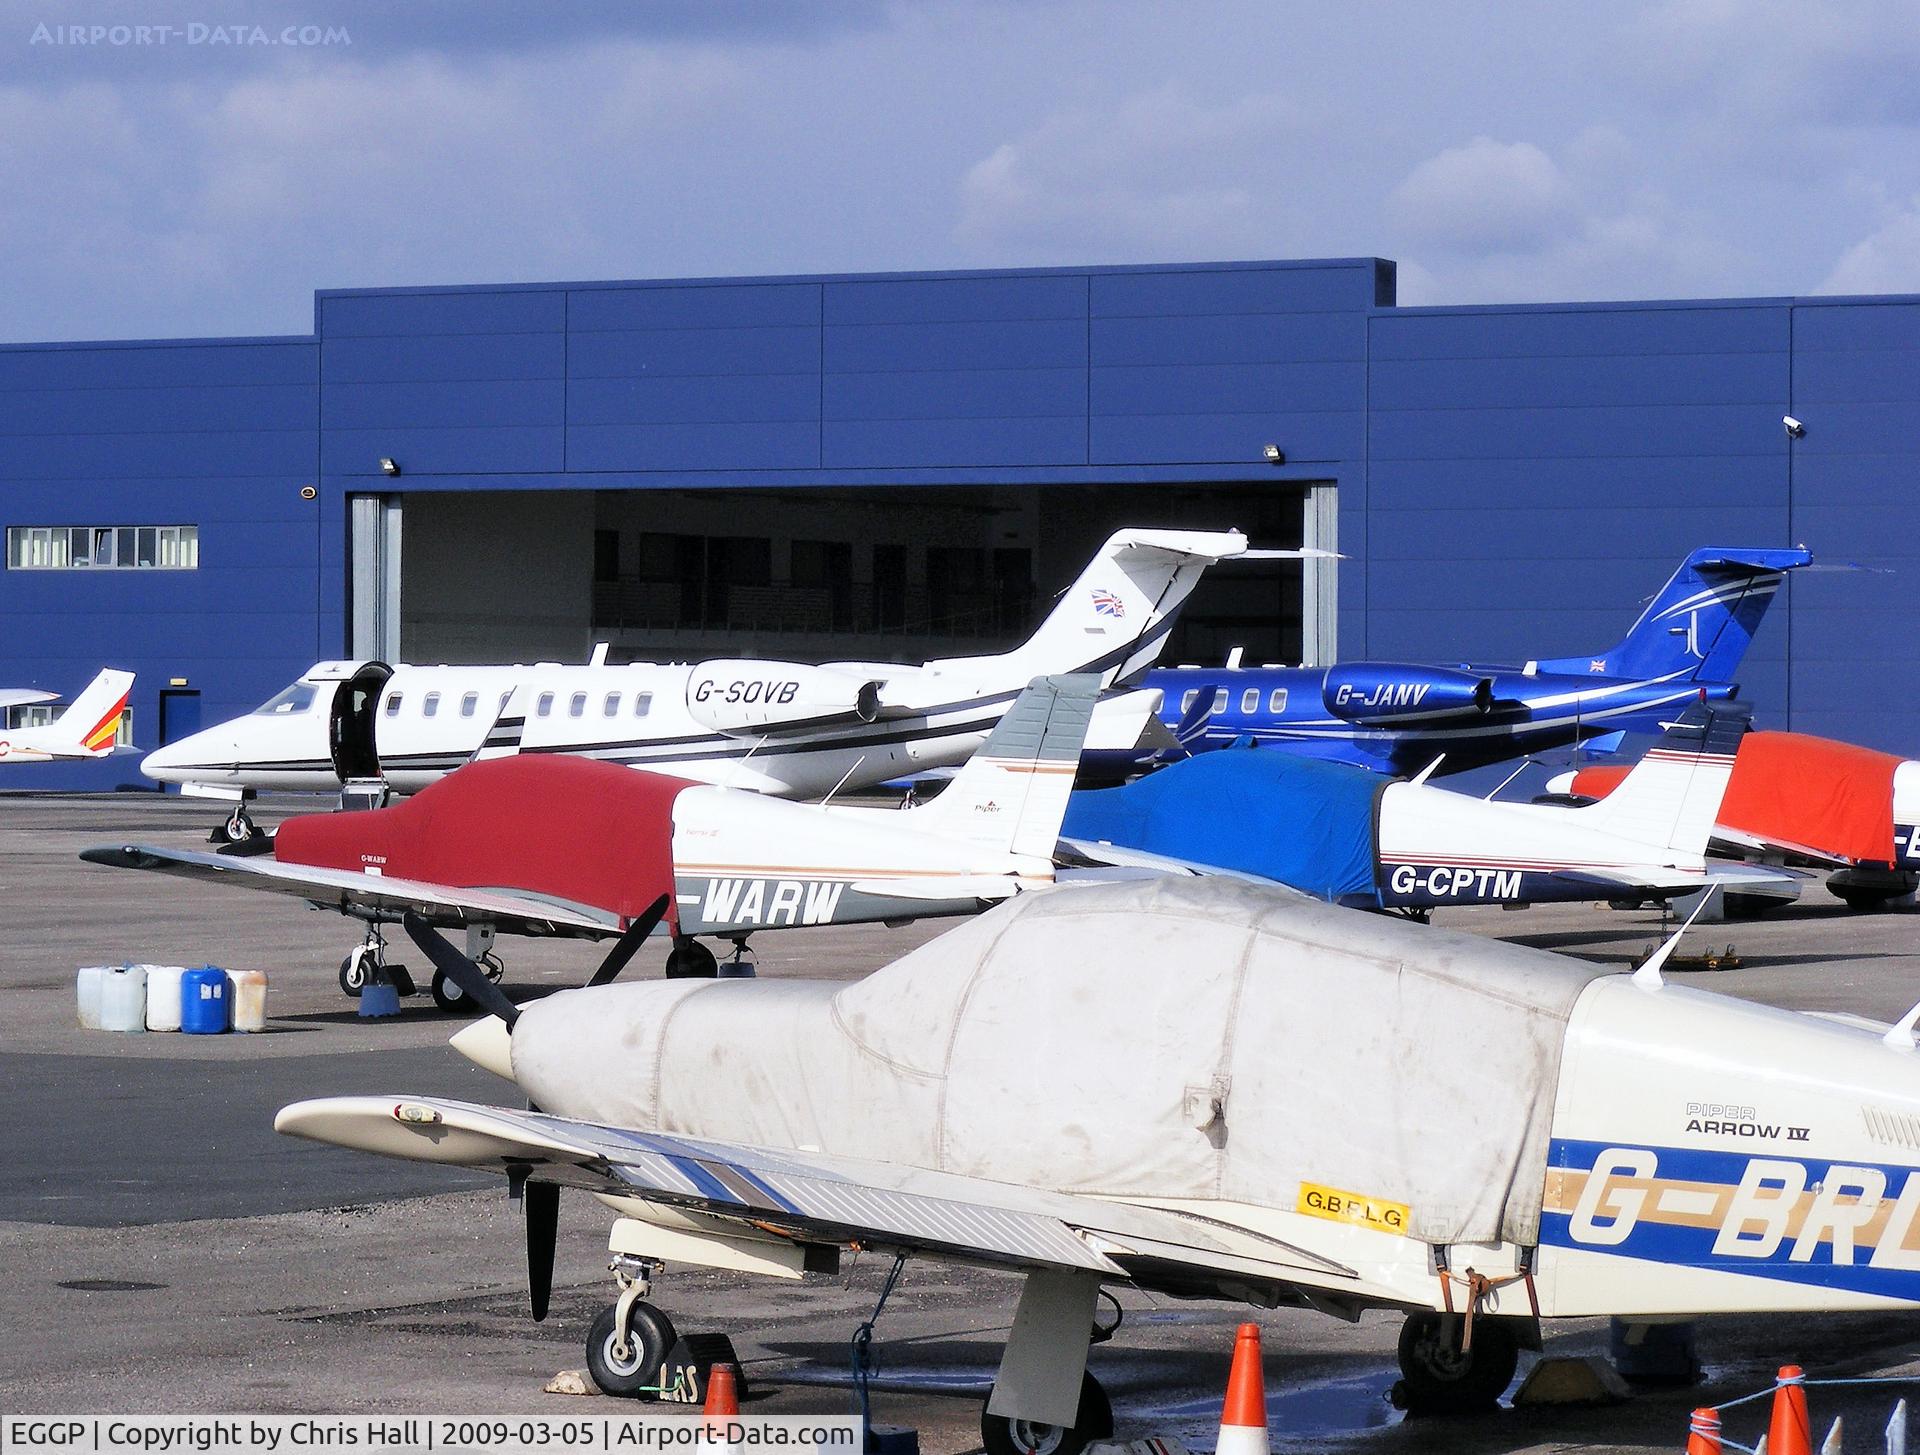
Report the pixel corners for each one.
[1062,748,1385,904]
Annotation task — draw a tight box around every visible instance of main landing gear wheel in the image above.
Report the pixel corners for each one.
[430,954,501,1013]
[979,1371,1112,1455]
[586,1300,678,1399]
[1393,1312,1519,1415]
[665,938,719,979]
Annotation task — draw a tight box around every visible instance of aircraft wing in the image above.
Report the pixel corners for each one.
[0,688,57,709]
[80,844,619,938]
[277,1095,1364,1296]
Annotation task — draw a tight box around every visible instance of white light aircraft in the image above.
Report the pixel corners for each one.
[281,875,1920,1449]
[141,529,1262,837]
[86,677,1103,1000]
[0,669,134,762]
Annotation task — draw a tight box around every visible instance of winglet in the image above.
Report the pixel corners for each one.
[1409,754,1447,786]
[1632,896,1710,990]
[470,686,528,764]
[1171,686,1220,749]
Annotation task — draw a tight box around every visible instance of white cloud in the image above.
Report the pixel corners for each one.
[1818,201,1920,294]
[956,84,1308,260]
[1387,137,1578,253]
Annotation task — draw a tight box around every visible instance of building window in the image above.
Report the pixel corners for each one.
[12,703,135,747]
[7,524,198,570]
[460,692,478,718]
[1268,688,1288,713]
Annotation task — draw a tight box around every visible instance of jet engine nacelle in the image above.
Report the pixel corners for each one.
[687,660,884,735]
[1321,664,1495,724]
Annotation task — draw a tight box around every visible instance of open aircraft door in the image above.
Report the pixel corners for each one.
[328,662,391,786]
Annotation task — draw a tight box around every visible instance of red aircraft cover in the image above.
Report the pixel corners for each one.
[275,755,692,927]
[1571,731,1899,866]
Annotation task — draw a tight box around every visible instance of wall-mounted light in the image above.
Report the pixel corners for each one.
[1262,443,1285,465]
[379,457,401,477]
[299,485,317,500]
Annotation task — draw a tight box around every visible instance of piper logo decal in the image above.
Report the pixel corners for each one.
[1297,1180,1409,1234]
[1544,1139,1920,1296]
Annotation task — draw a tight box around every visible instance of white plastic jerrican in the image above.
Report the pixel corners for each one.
[229,970,268,1033]
[144,965,186,1032]
[76,966,108,1029]
[99,964,149,1033]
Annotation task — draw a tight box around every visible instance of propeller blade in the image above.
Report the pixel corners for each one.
[526,1179,558,1322]
[402,913,520,1027]
[586,893,672,988]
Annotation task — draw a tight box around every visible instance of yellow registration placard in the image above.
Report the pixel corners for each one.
[1297,1180,1410,1234]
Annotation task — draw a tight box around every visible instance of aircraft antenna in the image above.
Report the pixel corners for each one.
[1883,1000,1920,1052]
[1483,761,1529,801]
[819,755,868,810]
[1632,895,1709,990]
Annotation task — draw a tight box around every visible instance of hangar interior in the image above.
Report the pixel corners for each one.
[391,483,1316,669]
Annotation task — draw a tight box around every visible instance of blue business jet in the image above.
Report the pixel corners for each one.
[1142,547,1812,778]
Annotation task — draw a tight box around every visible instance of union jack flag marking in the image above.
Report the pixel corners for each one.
[1090,588,1126,618]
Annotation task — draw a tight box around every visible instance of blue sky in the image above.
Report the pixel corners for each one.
[5,0,1920,342]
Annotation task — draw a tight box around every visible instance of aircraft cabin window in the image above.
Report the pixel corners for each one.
[460,692,478,718]
[536,692,554,717]
[569,692,587,718]
[603,692,620,717]
[1180,690,1198,712]
[498,691,512,714]
[1268,688,1288,713]
[252,683,316,716]
[1241,688,1259,714]
[634,692,652,717]
[384,694,402,717]
[422,692,440,718]
[1209,693,1227,715]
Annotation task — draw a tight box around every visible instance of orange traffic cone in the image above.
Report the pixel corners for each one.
[1685,1407,1721,1455]
[1215,1323,1269,1455]
[703,1361,740,1419]
[1767,1365,1811,1455]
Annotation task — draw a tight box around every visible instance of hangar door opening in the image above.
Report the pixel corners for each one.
[385,482,1333,669]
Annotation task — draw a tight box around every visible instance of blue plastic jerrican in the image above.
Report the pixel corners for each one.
[180,966,231,1034]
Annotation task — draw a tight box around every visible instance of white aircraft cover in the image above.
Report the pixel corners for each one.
[513,877,1605,1247]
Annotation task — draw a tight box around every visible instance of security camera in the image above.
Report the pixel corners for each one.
[1783,416,1805,439]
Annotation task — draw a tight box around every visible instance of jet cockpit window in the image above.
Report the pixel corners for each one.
[1268,688,1288,713]
[460,692,478,717]
[252,682,317,716]
[1241,688,1259,714]
[603,692,620,717]
[536,692,554,717]
[634,692,652,717]
[384,693,402,717]
[569,692,587,718]
[422,692,440,718]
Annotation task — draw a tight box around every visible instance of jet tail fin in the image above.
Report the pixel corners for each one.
[932,528,1250,688]
[1537,547,1812,683]
[1574,699,1748,860]
[9,669,134,758]
[912,674,1098,860]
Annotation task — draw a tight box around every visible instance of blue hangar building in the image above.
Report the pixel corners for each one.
[2,256,1915,790]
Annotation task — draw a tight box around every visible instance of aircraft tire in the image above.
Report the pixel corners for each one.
[429,969,472,1013]
[1393,1312,1518,1414]
[665,939,719,979]
[1835,887,1899,912]
[338,953,368,999]
[586,1301,676,1399]
[980,1371,1112,1455]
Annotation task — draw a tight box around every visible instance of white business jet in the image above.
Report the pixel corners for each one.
[141,528,1261,838]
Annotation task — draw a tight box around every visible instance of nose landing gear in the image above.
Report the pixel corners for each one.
[1391,1310,1521,1414]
